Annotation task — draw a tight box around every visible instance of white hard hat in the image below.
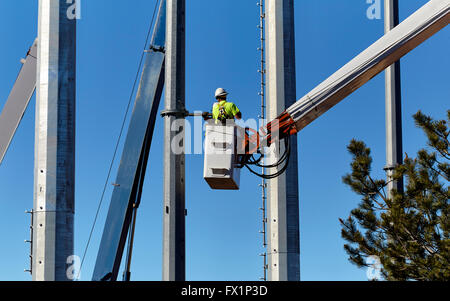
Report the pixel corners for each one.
[215,88,229,99]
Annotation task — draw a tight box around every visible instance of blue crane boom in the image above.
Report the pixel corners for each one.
[91,0,167,281]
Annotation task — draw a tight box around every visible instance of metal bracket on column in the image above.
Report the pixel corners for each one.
[24,210,34,275]
[160,108,189,118]
[383,164,399,171]
[148,45,166,53]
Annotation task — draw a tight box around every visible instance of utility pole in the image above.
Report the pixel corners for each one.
[384,0,403,195]
[265,0,300,281]
[163,0,186,281]
[33,0,76,281]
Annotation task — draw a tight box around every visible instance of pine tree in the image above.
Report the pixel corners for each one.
[340,110,449,281]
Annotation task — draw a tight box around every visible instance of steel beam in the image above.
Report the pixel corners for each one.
[0,39,37,166]
[33,0,76,281]
[384,0,404,195]
[265,0,300,281]
[162,0,186,281]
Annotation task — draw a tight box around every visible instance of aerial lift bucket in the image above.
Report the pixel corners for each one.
[203,122,242,190]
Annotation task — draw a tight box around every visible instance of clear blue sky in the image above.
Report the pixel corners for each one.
[0,0,448,281]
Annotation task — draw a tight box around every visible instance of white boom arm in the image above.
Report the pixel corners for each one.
[268,0,449,138]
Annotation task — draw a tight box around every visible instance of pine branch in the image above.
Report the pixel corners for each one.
[368,175,389,206]
[340,112,449,280]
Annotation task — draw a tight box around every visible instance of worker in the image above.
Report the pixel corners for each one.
[206,88,242,124]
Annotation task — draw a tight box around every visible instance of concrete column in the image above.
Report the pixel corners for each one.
[384,0,403,195]
[163,0,186,281]
[265,0,300,281]
[33,0,76,281]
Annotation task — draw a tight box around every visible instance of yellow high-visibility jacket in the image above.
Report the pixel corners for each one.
[212,100,240,123]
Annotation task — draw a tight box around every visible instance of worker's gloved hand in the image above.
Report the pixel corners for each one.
[202,112,211,121]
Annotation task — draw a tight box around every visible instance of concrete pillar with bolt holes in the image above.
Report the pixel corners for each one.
[265,0,300,281]
[384,0,403,195]
[163,0,186,281]
[32,0,76,281]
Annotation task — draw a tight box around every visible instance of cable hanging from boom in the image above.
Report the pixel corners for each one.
[244,134,292,180]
